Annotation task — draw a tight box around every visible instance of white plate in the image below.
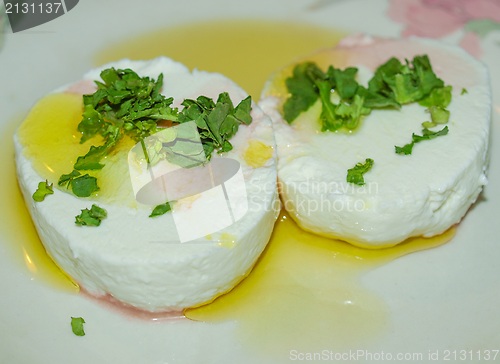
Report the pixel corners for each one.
[1,0,500,363]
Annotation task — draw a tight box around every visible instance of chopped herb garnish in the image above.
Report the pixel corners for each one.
[70,317,85,336]
[395,126,449,155]
[283,54,448,133]
[346,158,374,186]
[177,92,252,157]
[58,170,99,197]
[149,201,172,217]
[461,88,468,95]
[75,204,107,226]
[32,180,54,202]
[368,55,444,105]
[60,68,252,197]
[283,62,371,131]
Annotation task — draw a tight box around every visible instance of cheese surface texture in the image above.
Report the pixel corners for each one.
[259,37,491,247]
[15,58,279,312]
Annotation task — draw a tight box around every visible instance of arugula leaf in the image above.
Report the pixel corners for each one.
[32,180,54,202]
[75,204,107,226]
[149,201,172,217]
[70,317,85,336]
[346,158,374,186]
[395,126,449,155]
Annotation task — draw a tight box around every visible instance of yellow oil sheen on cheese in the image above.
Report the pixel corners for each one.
[243,140,273,168]
[17,93,137,206]
[5,19,457,353]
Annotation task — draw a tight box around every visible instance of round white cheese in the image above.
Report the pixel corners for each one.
[15,57,279,312]
[259,37,491,247]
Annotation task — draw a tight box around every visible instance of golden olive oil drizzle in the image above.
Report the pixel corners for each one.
[185,212,455,354]
[1,117,78,292]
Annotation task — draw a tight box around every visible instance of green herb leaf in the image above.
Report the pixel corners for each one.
[149,201,172,217]
[283,62,322,123]
[461,88,468,95]
[75,204,107,226]
[234,96,252,125]
[428,105,450,124]
[71,68,178,178]
[357,86,400,109]
[70,317,85,336]
[327,66,359,99]
[58,170,82,187]
[74,145,107,170]
[283,55,446,130]
[32,180,54,202]
[71,174,99,197]
[178,93,252,159]
[395,126,449,155]
[346,158,374,186]
[413,126,449,142]
[419,85,452,108]
[394,143,414,155]
[59,170,100,197]
[369,55,444,105]
[317,79,343,132]
[62,68,253,200]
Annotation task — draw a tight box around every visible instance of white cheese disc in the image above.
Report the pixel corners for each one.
[15,57,279,312]
[259,37,491,247]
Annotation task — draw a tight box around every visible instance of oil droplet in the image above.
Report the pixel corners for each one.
[1,117,78,292]
[185,211,455,355]
[217,232,236,249]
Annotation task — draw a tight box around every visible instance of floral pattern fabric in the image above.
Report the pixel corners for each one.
[388,0,500,57]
